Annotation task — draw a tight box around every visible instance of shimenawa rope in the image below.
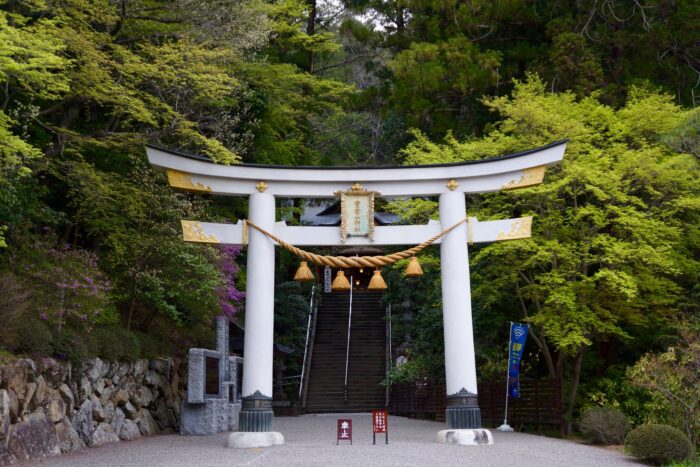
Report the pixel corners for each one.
[243,217,467,268]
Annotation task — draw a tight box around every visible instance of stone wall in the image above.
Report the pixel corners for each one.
[0,357,186,465]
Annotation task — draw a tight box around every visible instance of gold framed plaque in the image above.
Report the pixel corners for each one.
[335,183,379,242]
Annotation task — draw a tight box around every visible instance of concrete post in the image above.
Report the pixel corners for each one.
[438,190,481,430]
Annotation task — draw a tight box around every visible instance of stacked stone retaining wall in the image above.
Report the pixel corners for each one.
[0,357,186,465]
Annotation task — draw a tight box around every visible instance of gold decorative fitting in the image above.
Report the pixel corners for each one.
[167,170,212,193]
[496,217,533,241]
[256,181,268,193]
[446,179,459,191]
[501,166,546,190]
[181,220,219,243]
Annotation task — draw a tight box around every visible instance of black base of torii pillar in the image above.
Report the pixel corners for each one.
[239,391,274,432]
[446,389,481,429]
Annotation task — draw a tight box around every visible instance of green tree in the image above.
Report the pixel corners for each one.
[629,325,700,447]
[391,77,699,429]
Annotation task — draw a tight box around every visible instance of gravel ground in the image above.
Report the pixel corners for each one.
[34,414,641,467]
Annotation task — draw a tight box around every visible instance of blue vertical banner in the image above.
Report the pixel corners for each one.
[507,323,529,398]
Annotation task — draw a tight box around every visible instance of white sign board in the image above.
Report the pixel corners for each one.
[324,267,332,293]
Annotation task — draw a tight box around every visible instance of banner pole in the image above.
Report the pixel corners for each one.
[497,321,514,432]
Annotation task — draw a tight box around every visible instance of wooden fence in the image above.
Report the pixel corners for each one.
[390,378,564,436]
[389,379,447,422]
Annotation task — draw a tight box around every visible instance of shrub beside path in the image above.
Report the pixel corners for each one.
[36,414,642,466]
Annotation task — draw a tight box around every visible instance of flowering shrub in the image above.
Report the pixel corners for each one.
[216,245,245,319]
[23,241,115,331]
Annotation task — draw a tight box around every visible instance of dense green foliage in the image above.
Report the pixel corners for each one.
[0,0,698,442]
[625,424,695,465]
[384,78,698,432]
[629,327,700,446]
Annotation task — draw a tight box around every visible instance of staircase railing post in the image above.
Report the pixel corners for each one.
[343,276,353,403]
[386,303,391,407]
[301,288,319,410]
[299,284,316,402]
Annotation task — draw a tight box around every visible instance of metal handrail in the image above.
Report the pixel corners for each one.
[343,276,353,403]
[385,303,392,407]
[298,284,317,402]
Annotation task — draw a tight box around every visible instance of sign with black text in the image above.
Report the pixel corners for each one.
[324,266,332,293]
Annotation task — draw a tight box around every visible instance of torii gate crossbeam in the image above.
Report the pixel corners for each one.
[146,140,566,447]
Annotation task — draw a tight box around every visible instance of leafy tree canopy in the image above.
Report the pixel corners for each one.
[387,76,699,420]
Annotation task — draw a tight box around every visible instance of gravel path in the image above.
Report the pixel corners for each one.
[34,414,640,467]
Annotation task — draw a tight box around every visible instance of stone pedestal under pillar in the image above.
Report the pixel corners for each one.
[231,393,283,448]
[435,429,494,445]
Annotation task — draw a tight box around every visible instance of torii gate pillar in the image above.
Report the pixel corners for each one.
[439,190,481,428]
[238,192,276,431]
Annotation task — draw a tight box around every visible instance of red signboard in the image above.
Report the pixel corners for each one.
[372,410,387,433]
[372,410,388,444]
[336,419,352,445]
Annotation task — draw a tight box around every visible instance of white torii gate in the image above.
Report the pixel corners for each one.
[146,140,566,447]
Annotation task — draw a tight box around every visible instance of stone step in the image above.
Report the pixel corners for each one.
[305,291,386,412]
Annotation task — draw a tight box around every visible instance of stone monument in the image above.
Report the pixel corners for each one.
[180,316,243,435]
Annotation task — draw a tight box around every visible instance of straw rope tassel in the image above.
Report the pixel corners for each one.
[331,270,351,291]
[244,217,467,268]
[368,269,388,290]
[293,261,314,281]
[405,256,423,277]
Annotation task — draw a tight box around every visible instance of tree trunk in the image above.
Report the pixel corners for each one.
[57,288,65,333]
[396,3,405,36]
[516,280,556,377]
[306,0,316,72]
[564,348,586,434]
[126,278,137,331]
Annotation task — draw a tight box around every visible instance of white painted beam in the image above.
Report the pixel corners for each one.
[179,217,533,246]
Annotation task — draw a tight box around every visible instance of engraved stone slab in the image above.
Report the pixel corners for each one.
[187,349,224,403]
[187,349,205,404]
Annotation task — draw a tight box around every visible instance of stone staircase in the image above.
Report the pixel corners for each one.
[304,291,387,413]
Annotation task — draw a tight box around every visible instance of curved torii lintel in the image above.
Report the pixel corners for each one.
[146,140,567,197]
